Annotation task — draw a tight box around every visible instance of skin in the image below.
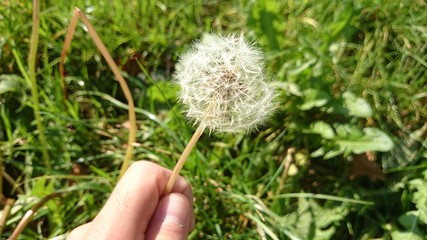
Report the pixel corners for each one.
[67,161,195,240]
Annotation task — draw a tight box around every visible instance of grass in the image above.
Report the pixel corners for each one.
[1,0,426,239]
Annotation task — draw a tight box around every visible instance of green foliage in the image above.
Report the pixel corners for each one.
[146,81,180,103]
[247,0,285,51]
[388,170,427,239]
[281,197,350,240]
[0,74,28,94]
[1,0,426,239]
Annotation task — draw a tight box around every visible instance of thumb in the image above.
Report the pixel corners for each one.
[146,193,192,240]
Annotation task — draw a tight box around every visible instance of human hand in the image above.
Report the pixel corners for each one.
[67,161,194,240]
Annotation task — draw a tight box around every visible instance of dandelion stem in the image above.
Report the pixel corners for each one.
[164,124,204,195]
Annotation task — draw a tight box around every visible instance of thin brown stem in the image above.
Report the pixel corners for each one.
[276,147,295,195]
[0,149,3,196]
[2,171,24,195]
[8,192,62,240]
[164,125,205,195]
[0,198,15,236]
[59,8,79,101]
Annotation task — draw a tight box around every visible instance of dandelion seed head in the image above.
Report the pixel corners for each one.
[174,33,276,134]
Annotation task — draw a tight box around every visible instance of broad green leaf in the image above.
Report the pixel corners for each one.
[311,147,326,158]
[398,211,423,230]
[300,88,331,110]
[308,121,335,139]
[273,81,302,96]
[0,74,27,94]
[311,124,394,159]
[282,197,348,240]
[324,147,346,159]
[335,126,394,154]
[335,124,364,139]
[390,230,424,240]
[343,91,373,117]
[146,81,179,103]
[409,176,427,224]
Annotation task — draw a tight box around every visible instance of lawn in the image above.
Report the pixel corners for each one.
[1,0,426,239]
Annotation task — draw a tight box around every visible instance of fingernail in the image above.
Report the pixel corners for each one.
[159,193,189,227]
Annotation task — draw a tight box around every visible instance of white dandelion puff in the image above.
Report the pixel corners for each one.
[175,33,276,134]
[165,33,276,194]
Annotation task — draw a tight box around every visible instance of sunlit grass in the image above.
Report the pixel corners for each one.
[0,0,426,239]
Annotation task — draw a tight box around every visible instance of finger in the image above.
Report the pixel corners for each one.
[170,176,195,231]
[83,161,193,240]
[66,223,91,240]
[145,193,192,240]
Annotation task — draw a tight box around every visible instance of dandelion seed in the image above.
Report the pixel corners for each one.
[175,33,276,134]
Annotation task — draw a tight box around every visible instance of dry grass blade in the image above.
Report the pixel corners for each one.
[8,193,62,240]
[0,198,15,237]
[59,8,79,100]
[59,8,137,179]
